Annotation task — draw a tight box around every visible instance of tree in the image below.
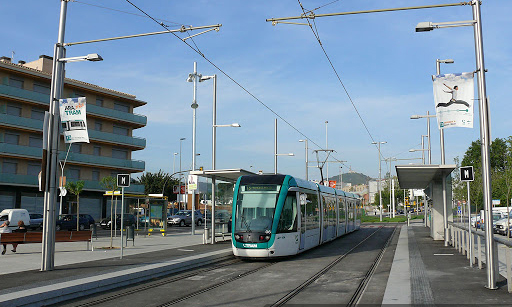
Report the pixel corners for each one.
[135,170,178,200]
[100,176,118,248]
[66,180,84,231]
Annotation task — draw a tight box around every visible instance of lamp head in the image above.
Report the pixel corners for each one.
[410,115,420,119]
[231,123,241,127]
[409,149,415,152]
[186,74,194,82]
[299,139,305,142]
[86,54,103,62]
[415,21,434,32]
[443,59,455,64]
[180,137,186,141]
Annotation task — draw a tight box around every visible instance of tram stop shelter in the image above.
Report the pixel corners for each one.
[190,168,255,243]
[396,164,456,241]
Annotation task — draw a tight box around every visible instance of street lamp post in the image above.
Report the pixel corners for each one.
[41,0,105,272]
[299,139,308,180]
[199,74,240,244]
[325,121,329,180]
[372,141,386,222]
[186,62,202,235]
[179,138,186,210]
[274,119,295,174]
[416,1,496,288]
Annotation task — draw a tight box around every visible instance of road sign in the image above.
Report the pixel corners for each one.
[59,186,67,197]
[117,174,130,187]
[460,166,474,182]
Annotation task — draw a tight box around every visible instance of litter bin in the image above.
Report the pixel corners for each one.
[126,225,135,246]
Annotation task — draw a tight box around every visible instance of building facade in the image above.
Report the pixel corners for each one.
[0,55,146,221]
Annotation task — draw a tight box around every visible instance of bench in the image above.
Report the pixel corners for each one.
[0,231,93,250]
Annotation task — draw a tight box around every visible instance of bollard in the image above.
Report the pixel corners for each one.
[477,235,482,269]
[506,247,512,293]
[125,225,135,246]
[462,230,466,256]
[91,223,97,239]
[470,231,474,267]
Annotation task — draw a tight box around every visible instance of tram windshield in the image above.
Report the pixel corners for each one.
[235,184,281,233]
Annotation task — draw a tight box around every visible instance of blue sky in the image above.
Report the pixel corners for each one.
[3,0,511,182]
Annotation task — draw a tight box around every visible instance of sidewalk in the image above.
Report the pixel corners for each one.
[383,221,512,305]
[0,230,232,306]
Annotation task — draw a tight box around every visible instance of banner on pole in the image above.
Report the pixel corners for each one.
[187,175,198,194]
[59,97,89,143]
[432,72,474,129]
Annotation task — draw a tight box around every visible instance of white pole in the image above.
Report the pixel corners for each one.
[274,118,278,174]
[392,179,396,218]
[120,187,124,259]
[468,181,472,267]
[191,62,198,235]
[211,75,217,244]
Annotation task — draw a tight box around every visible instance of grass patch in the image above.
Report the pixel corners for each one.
[361,215,424,223]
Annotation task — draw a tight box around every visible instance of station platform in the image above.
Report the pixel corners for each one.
[383,220,512,305]
[2,223,512,306]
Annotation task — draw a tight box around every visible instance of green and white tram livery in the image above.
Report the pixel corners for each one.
[231,174,360,258]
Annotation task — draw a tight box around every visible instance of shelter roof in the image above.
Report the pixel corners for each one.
[395,164,456,189]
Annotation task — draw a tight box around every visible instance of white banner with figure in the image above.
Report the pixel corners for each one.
[59,97,89,143]
[432,72,474,129]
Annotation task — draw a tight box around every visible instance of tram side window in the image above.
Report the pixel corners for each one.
[277,192,298,233]
[306,192,319,230]
[322,195,328,229]
[328,196,336,226]
[338,197,346,223]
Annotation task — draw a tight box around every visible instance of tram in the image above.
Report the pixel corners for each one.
[231,174,361,258]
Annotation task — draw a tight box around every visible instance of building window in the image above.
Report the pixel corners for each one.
[114,102,130,113]
[4,133,19,145]
[92,170,100,181]
[113,125,129,136]
[67,168,80,180]
[93,146,101,156]
[6,104,22,116]
[74,92,86,98]
[31,108,45,121]
[27,163,41,176]
[70,143,81,154]
[112,148,128,160]
[29,136,43,148]
[2,160,17,174]
[96,97,104,107]
[95,120,102,131]
[33,83,51,95]
[9,77,24,89]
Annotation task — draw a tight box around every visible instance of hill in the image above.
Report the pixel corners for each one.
[328,172,371,186]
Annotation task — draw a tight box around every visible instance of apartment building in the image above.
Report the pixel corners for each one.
[0,55,146,221]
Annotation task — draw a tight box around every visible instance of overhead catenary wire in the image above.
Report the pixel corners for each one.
[123,0,347,166]
[296,0,381,161]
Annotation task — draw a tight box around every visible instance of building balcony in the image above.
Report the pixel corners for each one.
[0,113,146,149]
[0,84,147,127]
[0,143,145,172]
[0,173,145,194]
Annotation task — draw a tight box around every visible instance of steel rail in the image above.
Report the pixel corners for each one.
[348,225,398,306]
[270,225,393,307]
[70,256,238,307]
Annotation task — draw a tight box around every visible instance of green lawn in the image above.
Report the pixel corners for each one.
[361,215,424,223]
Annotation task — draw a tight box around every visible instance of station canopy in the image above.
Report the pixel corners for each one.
[190,168,255,183]
[395,164,456,189]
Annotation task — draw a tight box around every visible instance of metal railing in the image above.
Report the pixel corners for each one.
[449,222,512,292]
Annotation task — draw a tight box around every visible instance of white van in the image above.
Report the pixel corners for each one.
[0,209,31,229]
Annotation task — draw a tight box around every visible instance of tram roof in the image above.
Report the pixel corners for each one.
[395,164,456,189]
[190,168,256,183]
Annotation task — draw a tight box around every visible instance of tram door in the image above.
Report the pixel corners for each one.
[299,193,306,250]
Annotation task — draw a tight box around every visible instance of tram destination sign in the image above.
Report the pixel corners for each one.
[460,166,474,182]
[244,185,279,192]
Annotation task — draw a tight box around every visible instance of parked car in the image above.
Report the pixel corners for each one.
[29,213,44,230]
[79,214,96,229]
[480,213,505,232]
[167,210,203,227]
[0,209,30,230]
[99,214,136,229]
[205,210,231,224]
[56,214,90,231]
[494,218,512,235]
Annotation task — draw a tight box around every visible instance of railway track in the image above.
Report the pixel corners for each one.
[269,225,396,306]
[63,225,397,307]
